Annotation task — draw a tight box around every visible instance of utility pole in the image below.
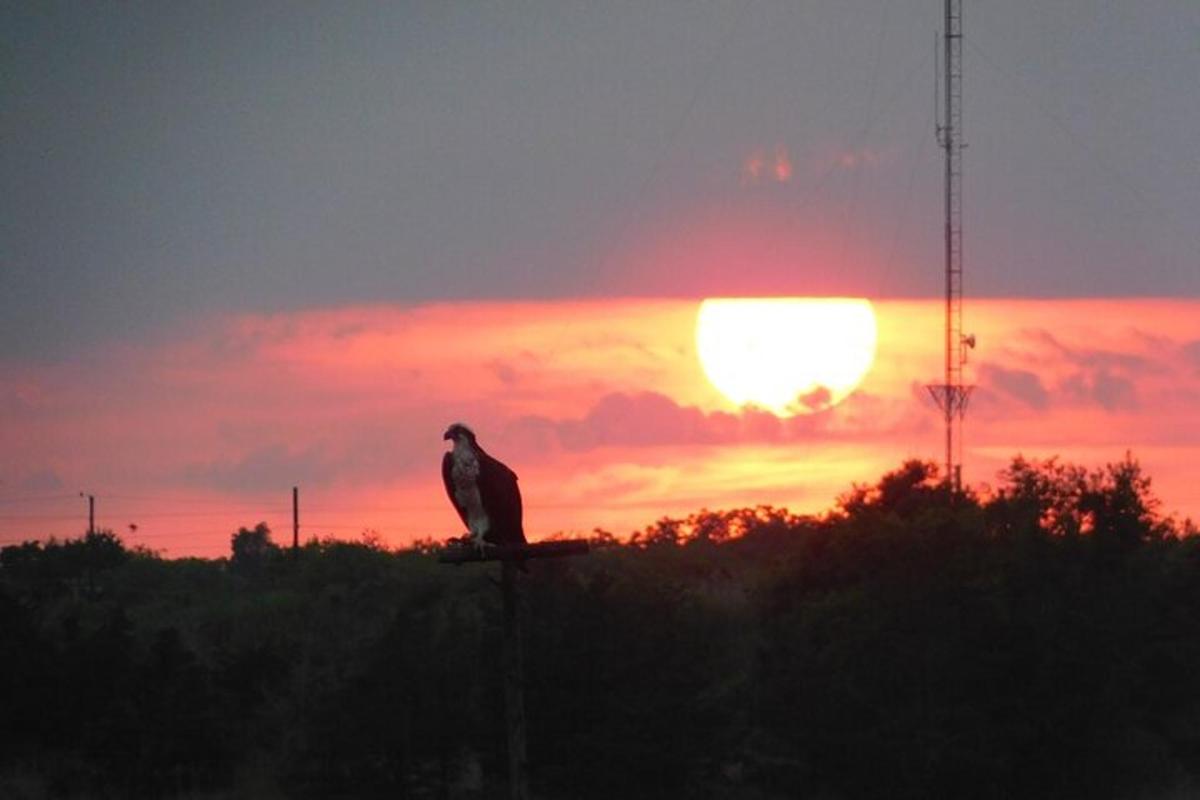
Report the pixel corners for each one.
[292,486,299,553]
[501,561,528,800]
[926,0,975,491]
[440,540,589,800]
[80,492,95,535]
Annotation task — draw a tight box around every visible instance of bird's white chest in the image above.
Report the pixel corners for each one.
[450,443,489,536]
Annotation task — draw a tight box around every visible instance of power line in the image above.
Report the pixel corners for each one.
[102,493,288,507]
[0,493,78,505]
[0,513,82,521]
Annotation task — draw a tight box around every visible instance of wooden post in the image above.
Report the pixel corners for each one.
[437,539,588,800]
[437,540,589,564]
[80,492,94,535]
[502,561,529,800]
[292,486,299,553]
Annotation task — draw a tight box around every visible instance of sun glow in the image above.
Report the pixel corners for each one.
[696,298,877,416]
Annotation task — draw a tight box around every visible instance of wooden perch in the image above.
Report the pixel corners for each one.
[438,539,589,564]
[437,538,588,800]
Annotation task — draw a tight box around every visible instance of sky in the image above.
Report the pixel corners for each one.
[3,297,1199,556]
[2,2,1199,554]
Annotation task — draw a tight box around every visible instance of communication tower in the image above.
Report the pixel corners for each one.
[927,0,975,490]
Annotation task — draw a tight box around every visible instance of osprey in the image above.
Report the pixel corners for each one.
[442,423,526,554]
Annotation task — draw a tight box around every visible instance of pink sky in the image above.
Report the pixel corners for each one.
[2,298,1197,557]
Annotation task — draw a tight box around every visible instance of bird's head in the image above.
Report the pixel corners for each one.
[443,422,477,446]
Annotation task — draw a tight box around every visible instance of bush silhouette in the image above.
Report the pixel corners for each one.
[2,456,1198,798]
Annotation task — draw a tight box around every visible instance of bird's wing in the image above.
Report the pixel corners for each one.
[477,451,526,545]
[442,451,470,530]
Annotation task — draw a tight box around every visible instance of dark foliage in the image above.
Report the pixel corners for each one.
[2,455,1199,798]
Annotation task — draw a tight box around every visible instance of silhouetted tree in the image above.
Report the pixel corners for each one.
[2,456,1199,799]
[230,522,279,576]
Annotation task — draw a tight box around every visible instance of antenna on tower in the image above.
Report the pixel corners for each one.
[926,0,975,491]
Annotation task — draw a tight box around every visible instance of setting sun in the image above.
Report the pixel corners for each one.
[695,298,877,416]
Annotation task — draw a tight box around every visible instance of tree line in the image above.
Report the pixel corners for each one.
[2,454,1199,798]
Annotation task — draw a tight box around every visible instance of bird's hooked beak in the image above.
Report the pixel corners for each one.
[444,422,474,445]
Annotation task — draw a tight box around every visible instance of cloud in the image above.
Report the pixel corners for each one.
[978,364,1049,410]
[182,444,336,493]
[489,351,542,386]
[178,416,460,495]
[503,389,921,455]
[1060,369,1138,412]
[561,392,716,450]
[1,380,47,416]
[19,468,64,492]
[1020,328,1157,375]
[773,146,793,182]
[796,385,833,413]
[8,296,1200,554]
[1183,340,1200,371]
[997,327,1175,412]
[742,146,793,185]
[742,143,892,186]
[819,146,889,172]
[509,392,734,452]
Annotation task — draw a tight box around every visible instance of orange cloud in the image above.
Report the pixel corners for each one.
[2,298,1199,556]
[829,146,888,170]
[773,146,793,182]
[742,151,766,184]
[742,145,793,185]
